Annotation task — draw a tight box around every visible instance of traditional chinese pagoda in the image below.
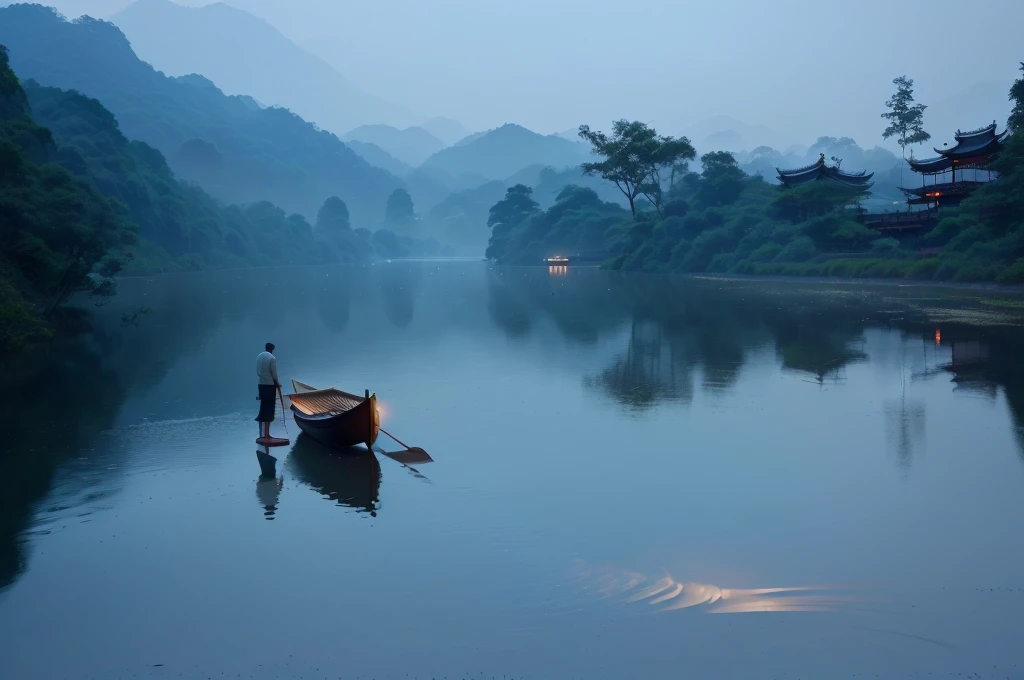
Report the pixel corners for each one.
[776,153,874,191]
[903,121,1007,207]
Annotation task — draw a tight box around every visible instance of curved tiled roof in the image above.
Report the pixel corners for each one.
[776,155,873,188]
[934,122,1007,159]
[908,155,953,173]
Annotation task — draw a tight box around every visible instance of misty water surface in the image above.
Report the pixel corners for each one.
[1,262,1023,679]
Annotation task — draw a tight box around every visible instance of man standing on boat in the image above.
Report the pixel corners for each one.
[256,342,281,441]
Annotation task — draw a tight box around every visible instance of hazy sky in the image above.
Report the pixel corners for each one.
[26,0,1024,147]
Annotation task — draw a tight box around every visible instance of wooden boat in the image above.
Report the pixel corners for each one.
[287,379,380,450]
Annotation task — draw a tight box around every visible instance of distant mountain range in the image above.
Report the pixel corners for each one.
[0,4,404,225]
[343,139,413,177]
[555,128,582,143]
[420,117,470,146]
[342,124,445,167]
[421,124,590,181]
[684,115,780,153]
[110,0,412,133]
[683,83,1014,160]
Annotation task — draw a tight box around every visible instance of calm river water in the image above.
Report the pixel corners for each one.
[1,261,1023,679]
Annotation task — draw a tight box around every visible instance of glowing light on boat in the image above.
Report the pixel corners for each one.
[935,329,941,345]
[545,255,570,264]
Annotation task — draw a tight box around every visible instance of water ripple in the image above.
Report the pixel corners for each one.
[572,560,861,614]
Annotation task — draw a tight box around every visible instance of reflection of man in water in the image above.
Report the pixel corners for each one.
[256,474,283,520]
[255,342,281,440]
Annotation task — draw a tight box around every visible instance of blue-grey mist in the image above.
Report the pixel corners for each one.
[1,261,1023,679]
[25,0,1024,148]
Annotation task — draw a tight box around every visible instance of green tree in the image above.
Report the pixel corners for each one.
[384,188,415,227]
[487,184,540,230]
[485,184,541,261]
[316,196,350,233]
[1009,62,1024,132]
[696,151,746,206]
[881,76,930,183]
[578,120,695,218]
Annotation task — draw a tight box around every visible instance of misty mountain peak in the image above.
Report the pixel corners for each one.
[421,123,590,181]
[342,124,445,166]
[493,123,532,136]
[174,73,220,91]
[420,117,469,146]
[111,0,411,131]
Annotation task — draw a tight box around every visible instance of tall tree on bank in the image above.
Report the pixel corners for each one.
[316,196,350,233]
[578,120,695,218]
[384,187,415,227]
[485,184,540,261]
[881,76,930,185]
[1009,62,1024,133]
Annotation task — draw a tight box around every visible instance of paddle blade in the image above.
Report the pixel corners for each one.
[381,447,433,465]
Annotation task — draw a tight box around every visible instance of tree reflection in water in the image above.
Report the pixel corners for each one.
[486,272,1024,468]
[379,263,421,329]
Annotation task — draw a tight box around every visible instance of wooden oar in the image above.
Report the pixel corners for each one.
[379,427,431,460]
[372,445,431,481]
[277,385,289,435]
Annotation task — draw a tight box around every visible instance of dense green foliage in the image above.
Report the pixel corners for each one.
[0,45,134,351]
[0,38,448,353]
[316,196,351,234]
[1011,63,1024,133]
[922,121,1024,283]
[609,153,880,274]
[384,188,416,228]
[0,4,404,226]
[22,81,342,270]
[578,120,695,217]
[484,184,631,264]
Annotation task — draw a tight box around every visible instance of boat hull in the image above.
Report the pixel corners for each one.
[291,393,379,450]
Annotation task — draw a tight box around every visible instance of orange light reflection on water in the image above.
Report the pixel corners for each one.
[572,560,860,614]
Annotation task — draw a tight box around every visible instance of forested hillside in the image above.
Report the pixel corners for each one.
[0,40,448,353]
[0,4,405,225]
[1,44,133,351]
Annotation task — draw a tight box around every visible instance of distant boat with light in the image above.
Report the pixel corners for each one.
[545,255,570,264]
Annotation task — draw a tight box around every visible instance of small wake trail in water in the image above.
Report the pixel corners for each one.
[98,412,255,472]
[120,411,248,432]
[571,559,862,614]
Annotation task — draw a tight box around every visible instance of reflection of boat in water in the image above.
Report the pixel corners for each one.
[286,435,381,515]
[287,379,379,450]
